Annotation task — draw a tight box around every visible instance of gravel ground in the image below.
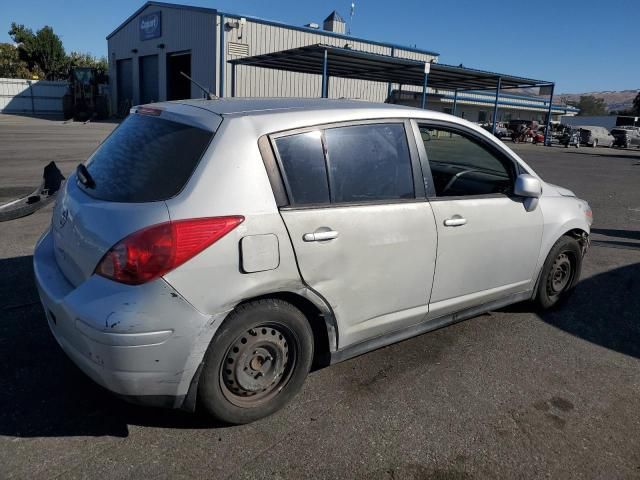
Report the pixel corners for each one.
[0,114,639,479]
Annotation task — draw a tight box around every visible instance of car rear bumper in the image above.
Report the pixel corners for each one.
[33,229,217,408]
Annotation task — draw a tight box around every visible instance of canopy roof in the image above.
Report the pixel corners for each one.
[229,44,551,91]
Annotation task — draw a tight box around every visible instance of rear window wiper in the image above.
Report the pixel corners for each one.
[76,164,96,189]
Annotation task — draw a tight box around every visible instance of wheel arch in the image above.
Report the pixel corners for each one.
[181,289,336,412]
[532,226,589,300]
[233,291,336,369]
[563,227,590,253]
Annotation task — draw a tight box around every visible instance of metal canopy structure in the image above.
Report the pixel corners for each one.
[228,44,557,144]
[229,44,549,91]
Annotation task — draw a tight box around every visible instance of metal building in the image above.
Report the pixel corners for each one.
[107,2,437,114]
[106,1,576,121]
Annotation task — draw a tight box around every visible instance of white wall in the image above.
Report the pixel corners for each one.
[0,78,68,115]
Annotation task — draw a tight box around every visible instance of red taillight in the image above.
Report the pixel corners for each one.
[95,216,244,285]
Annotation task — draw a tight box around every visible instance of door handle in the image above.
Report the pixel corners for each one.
[443,216,467,227]
[303,230,339,242]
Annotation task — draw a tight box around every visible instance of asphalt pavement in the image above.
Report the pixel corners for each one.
[1,115,639,479]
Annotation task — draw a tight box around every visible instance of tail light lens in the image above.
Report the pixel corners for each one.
[95,216,244,285]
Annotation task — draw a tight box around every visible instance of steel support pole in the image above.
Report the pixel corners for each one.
[543,83,555,146]
[421,72,429,109]
[218,14,225,98]
[452,89,458,116]
[321,48,328,98]
[386,47,395,102]
[28,80,35,114]
[231,63,236,97]
[491,77,502,135]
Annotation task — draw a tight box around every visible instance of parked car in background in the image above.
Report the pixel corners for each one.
[481,122,509,139]
[611,126,640,149]
[34,99,592,424]
[578,126,614,148]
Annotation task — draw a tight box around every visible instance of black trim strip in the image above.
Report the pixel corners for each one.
[257,135,289,207]
[330,290,532,364]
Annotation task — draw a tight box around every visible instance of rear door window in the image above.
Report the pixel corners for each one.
[273,122,414,207]
[324,123,414,203]
[80,114,213,202]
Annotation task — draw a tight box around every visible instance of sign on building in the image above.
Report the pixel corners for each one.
[139,11,162,41]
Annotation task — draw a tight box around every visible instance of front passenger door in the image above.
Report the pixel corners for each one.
[414,122,543,318]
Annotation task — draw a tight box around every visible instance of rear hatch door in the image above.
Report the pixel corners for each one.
[51,104,221,286]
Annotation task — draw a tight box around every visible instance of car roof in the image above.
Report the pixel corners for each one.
[160,97,474,135]
[151,97,523,156]
[170,97,418,117]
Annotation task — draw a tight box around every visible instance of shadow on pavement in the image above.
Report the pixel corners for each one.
[561,150,640,160]
[0,112,64,121]
[0,254,638,438]
[0,255,223,439]
[538,262,640,358]
[590,228,640,250]
[591,228,640,241]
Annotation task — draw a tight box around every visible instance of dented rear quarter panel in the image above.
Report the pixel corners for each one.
[162,116,306,316]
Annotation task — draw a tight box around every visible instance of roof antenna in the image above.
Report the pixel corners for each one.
[348,2,355,35]
[180,71,217,100]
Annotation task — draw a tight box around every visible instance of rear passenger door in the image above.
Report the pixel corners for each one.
[272,121,438,348]
[412,121,543,317]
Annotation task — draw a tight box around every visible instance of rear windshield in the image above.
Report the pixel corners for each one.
[80,114,213,202]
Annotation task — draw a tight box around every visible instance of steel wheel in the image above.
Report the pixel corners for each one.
[546,252,573,298]
[219,323,296,408]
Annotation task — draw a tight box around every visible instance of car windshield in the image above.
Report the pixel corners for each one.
[79,114,213,202]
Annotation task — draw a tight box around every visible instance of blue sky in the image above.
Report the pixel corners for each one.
[2,0,638,93]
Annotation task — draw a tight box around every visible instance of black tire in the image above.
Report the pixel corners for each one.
[198,299,314,424]
[535,236,583,310]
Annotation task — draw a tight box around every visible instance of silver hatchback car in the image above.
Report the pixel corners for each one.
[34,99,592,424]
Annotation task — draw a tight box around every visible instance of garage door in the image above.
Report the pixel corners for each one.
[139,54,159,105]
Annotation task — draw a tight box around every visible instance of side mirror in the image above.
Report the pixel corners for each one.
[514,174,542,211]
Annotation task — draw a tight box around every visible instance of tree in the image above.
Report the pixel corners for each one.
[66,51,108,74]
[9,23,66,80]
[568,95,608,116]
[0,43,33,78]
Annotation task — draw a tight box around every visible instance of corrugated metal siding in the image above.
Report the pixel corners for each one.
[107,5,217,111]
[390,48,438,94]
[223,16,437,101]
[0,78,67,114]
[107,6,440,107]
